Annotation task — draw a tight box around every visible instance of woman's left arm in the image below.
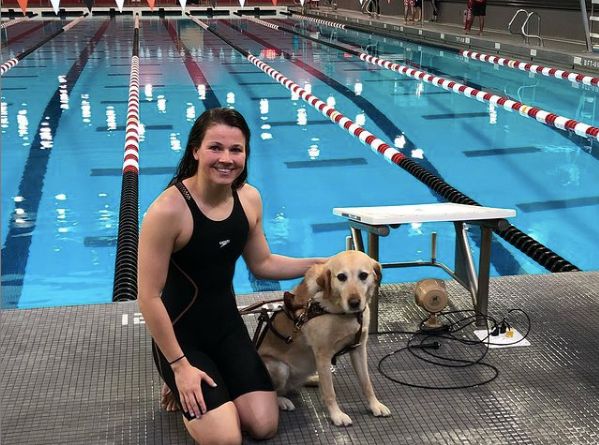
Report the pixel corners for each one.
[241,185,326,280]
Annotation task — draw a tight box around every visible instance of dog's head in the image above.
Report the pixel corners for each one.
[315,250,382,314]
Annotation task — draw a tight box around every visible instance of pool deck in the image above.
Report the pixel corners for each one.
[294,5,599,75]
[2,272,599,444]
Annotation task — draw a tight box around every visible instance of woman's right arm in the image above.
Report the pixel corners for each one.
[138,192,215,419]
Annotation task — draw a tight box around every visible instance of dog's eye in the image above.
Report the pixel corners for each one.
[359,272,369,281]
[336,273,347,282]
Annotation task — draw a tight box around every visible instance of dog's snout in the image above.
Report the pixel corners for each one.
[348,296,361,309]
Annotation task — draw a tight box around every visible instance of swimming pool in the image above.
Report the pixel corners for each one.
[2,14,598,309]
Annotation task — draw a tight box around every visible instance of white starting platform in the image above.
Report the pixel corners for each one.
[333,203,516,332]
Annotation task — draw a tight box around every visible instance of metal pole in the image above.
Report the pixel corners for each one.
[581,0,593,52]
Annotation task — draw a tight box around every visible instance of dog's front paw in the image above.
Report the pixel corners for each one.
[277,396,296,411]
[330,410,353,427]
[370,401,391,417]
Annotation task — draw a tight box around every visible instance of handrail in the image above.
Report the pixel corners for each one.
[360,0,372,15]
[508,9,528,35]
[580,0,593,52]
[507,8,543,46]
[522,11,543,46]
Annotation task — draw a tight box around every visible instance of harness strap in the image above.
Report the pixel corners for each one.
[244,291,365,363]
[332,310,364,365]
[253,309,293,349]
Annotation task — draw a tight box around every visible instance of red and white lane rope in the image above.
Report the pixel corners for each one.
[0,16,31,30]
[247,53,406,165]
[307,17,347,29]
[123,16,141,174]
[462,50,599,86]
[361,52,599,140]
[62,15,86,32]
[0,58,19,75]
[251,17,279,30]
[1,14,87,76]
[289,15,599,140]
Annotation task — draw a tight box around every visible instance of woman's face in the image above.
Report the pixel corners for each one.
[193,123,247,186]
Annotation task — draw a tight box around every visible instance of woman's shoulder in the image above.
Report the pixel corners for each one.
[146,185,188,222]
[237,182,261,203]
[237,183,263,224]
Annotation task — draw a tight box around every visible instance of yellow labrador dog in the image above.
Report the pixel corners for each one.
[257,250,391,426]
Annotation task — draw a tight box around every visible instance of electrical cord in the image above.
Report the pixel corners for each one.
[375,308,531,389]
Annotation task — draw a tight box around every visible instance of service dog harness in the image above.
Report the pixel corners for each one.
[239,292,365,364]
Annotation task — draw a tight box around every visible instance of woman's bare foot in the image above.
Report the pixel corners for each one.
[160,383,179,412]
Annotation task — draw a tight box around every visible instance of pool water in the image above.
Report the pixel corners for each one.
[2,15,598,308]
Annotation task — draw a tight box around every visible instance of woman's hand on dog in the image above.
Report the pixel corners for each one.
[171,359,217,419]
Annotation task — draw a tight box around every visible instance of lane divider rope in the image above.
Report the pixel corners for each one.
[292,13,599,141]
[1,13,87,76]
[293,14,599,142]
[0,16,33,30]
[113,13,141,302]
[461,49,599,87]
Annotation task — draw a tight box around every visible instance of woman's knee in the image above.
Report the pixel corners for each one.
[245,416,278,440]
[234,391,279,440]
[184,402,242,445]
[189,427,242,445]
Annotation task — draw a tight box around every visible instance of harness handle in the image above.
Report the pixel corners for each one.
[239,298,283,316]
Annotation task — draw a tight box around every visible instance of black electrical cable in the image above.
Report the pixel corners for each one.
[376,308,531,389]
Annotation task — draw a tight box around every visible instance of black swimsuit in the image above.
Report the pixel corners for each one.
[152,182,273,419]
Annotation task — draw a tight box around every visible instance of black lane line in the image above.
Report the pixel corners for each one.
[249,96,290,100]
[162,19,220,109]
[105,83,165,88]
[1,19,111,309]
[463,146,541,157]
[269,120,331,126]
[162,18,278,292]
[422,112,489,120]
[95,124,173,132]
[223,20,524,275]
[4,22,49,46]
[391,91,451,96]
[311,222,349,233]
[91,166,175,176]
[517,196,599,212]
[285,158,368,168]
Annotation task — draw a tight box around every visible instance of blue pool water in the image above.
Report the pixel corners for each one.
[2,15,598,309]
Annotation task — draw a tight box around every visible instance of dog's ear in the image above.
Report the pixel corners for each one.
[316,268,331,297]
[373,260,383,285]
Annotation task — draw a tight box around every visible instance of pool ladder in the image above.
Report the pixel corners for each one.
[508,9,544,47]
[589,0,599,51]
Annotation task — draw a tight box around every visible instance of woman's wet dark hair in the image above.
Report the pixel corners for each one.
[168,108,250,190]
